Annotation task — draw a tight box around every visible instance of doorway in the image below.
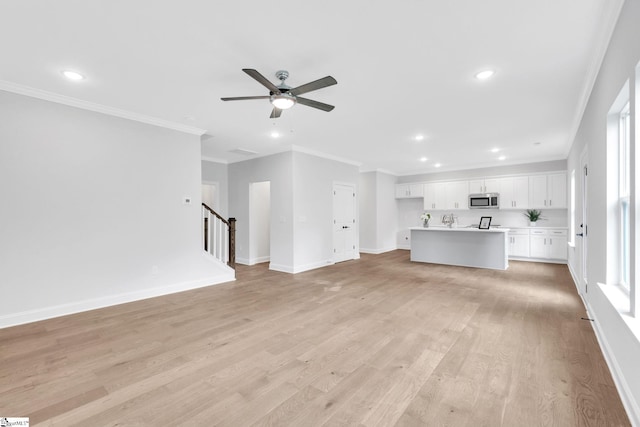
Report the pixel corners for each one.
[249,181,271,265]
[202,182,218,211]
[333,183,357,263]
[579,148,588,294]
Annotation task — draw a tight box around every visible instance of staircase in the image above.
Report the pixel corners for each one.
[202,203,236,269]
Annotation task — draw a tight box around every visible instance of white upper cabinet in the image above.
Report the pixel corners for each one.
[424,182,447,210]
[395,183,424,199]
[547,173,567,208]
[499,176,529,209]
[469,178,500,194]
[529,173,567,209]
[446,181,469,210]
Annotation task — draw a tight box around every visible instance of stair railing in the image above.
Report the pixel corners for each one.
[202,203,236,268]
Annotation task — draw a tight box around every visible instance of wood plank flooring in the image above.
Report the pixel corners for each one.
[0,251,630,426]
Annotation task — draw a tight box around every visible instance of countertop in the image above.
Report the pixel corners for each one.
[410,226,509,233]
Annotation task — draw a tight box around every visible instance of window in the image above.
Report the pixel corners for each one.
[619,102,630,289]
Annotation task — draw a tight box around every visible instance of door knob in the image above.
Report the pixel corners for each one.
[576,233,584,237]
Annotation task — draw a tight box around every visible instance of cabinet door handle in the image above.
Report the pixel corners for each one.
[549,200,552,206]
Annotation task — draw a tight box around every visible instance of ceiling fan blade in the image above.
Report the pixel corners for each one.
[270,107,282,119]
[243,69,281,94]
[289,76,337,96]
[296,97,335,112]
[221,96,270,101]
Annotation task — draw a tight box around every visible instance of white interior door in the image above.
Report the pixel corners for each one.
[333,183,356,263]
[579,149,588,294]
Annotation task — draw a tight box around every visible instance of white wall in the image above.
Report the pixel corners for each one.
[201,160,228,218]
[359,171,398,254]
[566,0,640,423]
[228,152,294,269]
[228,150,359,273]
[292,151,359,271]
[359,172,378,252]
[249,181,270,264]
[0,91,233,328]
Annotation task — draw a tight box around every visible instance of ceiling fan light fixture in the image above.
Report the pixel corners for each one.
[270,93,296,110]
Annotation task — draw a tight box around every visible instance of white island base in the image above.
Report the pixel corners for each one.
[410,226,509,270]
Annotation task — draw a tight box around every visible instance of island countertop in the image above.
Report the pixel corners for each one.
[409,226,510,233]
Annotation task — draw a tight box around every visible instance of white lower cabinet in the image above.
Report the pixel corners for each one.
[507,229,530,258]
[529,229,567,260]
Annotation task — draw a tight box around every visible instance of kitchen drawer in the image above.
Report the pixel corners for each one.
[548,229,567,236]
[530,229,547,236]
[508,228,529,236]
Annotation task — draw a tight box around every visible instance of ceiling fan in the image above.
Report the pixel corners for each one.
[221,69,337,118]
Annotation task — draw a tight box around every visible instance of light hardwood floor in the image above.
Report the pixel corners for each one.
[0,251,630,426]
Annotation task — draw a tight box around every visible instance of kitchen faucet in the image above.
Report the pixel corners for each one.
[442,213,457,228]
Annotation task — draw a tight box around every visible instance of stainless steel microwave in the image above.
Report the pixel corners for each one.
[469,193,499,209]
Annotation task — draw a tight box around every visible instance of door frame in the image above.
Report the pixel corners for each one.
[579,147,588,294]
[333,182,358,263]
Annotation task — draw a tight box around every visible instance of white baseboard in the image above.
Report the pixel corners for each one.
[584,301,640,427]
[359,246,397,255]
[567,261,582,295]
[397,244,410,250]
[568,270,639,426]
[0,273,235,329]
[236,257,250,265]
[248,256,270,265]
[269,259,335,274]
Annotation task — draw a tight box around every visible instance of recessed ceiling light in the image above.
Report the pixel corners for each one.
[270,131,280,138]
[415,134,425,141]
[62,70,85,81]
[534,141,541,145]
[475,70,495,80]
[490,148,500,153]
[420,157,428,162]
[498,155,506,161]
[434,163,441,168]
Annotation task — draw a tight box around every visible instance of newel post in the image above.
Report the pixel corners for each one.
[228,217,236,269]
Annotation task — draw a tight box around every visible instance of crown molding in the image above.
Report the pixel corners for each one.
[0,80,207,136]
[565,0,625,157]
[201,156,229,164]
[290,144,362,167]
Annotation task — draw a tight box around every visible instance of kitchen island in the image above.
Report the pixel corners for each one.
[410,226,509,270]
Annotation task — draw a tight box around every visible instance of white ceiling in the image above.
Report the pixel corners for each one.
[0,1,623,175]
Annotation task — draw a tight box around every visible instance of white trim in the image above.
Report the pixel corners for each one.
[236,257,250,266]
[584,299,640,427]
[269,262,294,273]
[359,246,397,255]
[359,168,398,176]
[567,261,582,295]
[202,156,229,164]
[0,81,207,136]
[248,256,271,265]
[0,273,235,329]
[564,0,625,157]
[269,260,335,274]
[291,144,362,167]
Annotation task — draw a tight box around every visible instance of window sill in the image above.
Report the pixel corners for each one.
[597,282,640,342]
